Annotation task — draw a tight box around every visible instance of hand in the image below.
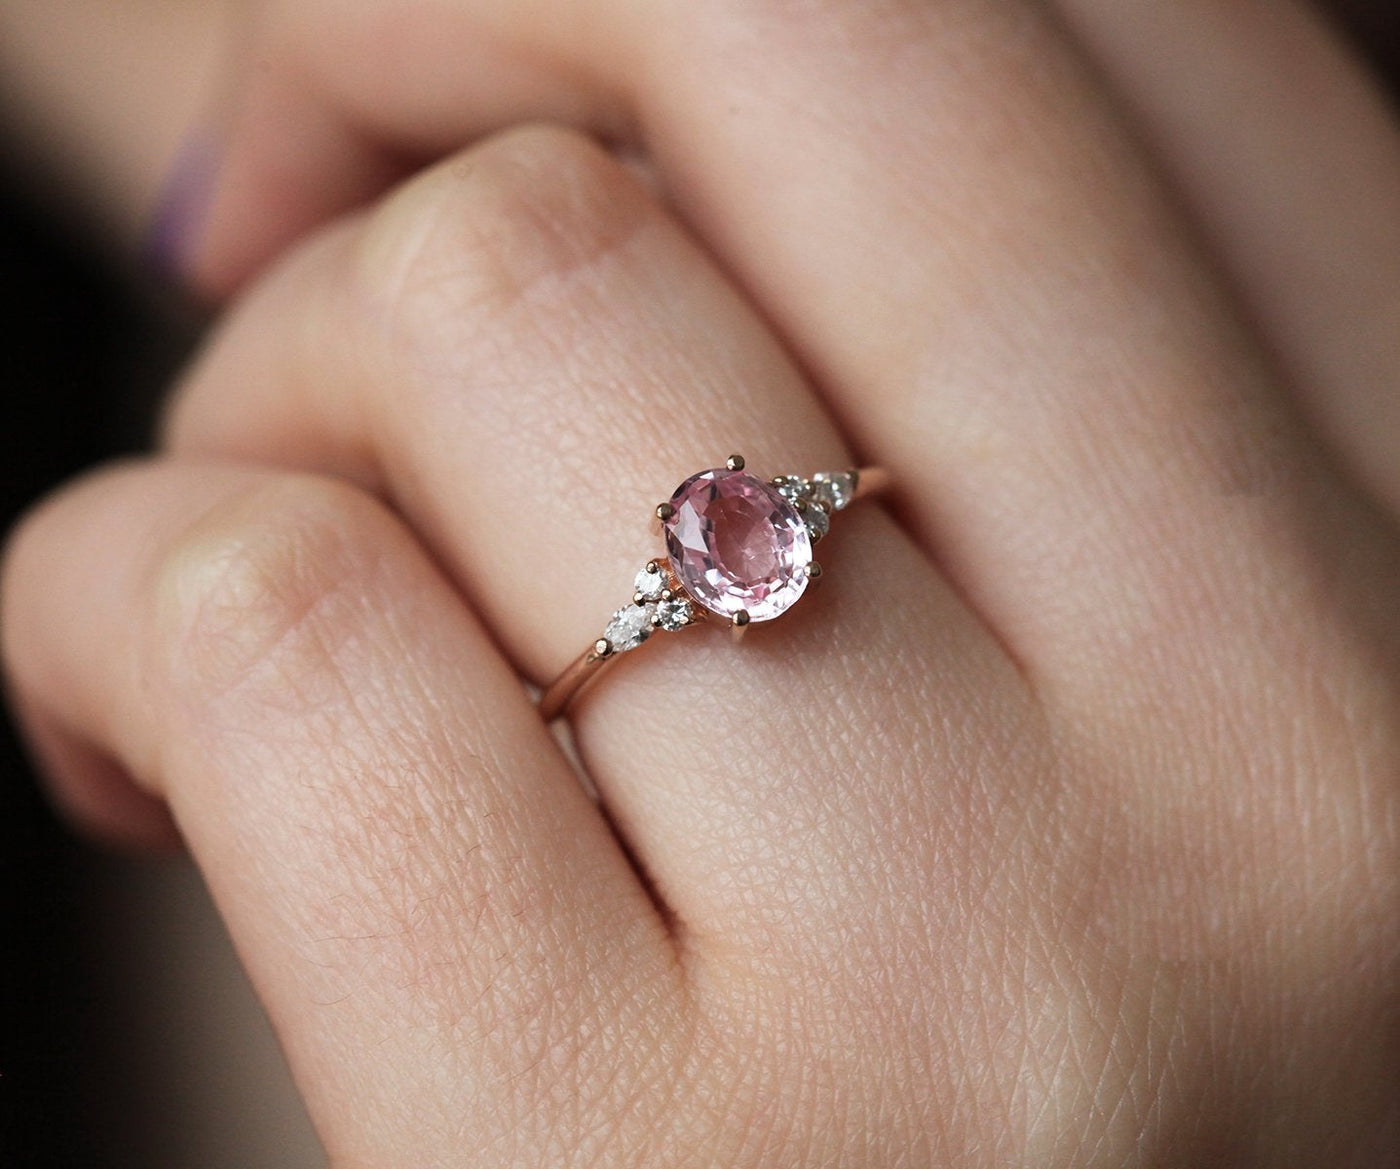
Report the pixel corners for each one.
[6,3,1400,1165]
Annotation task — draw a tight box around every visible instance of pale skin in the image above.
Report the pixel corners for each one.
[3,1,1400,1165]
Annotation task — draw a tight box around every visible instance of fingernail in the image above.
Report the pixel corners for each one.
[143,129,220,282]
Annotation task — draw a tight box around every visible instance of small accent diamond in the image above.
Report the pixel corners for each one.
[771,475,810,505]
[603,604,656,653]
[634,562,667,602]
[803,501,831,542]
[812,471,856,511]
[654,598,694,632]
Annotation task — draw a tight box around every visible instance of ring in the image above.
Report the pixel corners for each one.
[539,455,888,720]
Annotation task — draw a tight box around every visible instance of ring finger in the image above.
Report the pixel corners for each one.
[165,124,1032,961]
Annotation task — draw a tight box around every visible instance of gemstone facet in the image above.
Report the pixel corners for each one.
[664,468,812,621]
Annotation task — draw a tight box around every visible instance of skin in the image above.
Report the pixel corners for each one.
[3,1,1400,1165]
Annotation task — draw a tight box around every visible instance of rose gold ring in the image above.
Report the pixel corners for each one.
[539,455,888,721]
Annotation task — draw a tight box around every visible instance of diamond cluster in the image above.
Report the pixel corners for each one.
[772,469,857,543]
[596,465,859,658]
[599,562,698,656]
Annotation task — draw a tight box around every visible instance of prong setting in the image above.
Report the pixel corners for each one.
[608,466,855,654]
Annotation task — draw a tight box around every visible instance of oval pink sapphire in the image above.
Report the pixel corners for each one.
[664,468,812,621]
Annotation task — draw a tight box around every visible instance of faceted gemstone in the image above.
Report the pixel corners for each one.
[603,604,656,653]
[654,598,694,632]
[771,475,809,505]
[633,563,667,602]
[802,499,831,542]
[664,468,812,621]
[811,470,856,511]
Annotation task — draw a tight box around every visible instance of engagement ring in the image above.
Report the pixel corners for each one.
[539,455,887,720]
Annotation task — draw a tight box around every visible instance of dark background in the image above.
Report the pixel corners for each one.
[2,6,1398,1166]
[0,185,208,1167]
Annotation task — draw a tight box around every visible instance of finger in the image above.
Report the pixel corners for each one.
[9,689,180,851]
[181,0,630,297]
[1052,0,1400,515]
[0,461,680,1163]
[618,3,1378,699]
[166,125,1030,961]
[175,53,410,294]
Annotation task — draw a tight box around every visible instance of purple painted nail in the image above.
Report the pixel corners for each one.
[143,130,221,281]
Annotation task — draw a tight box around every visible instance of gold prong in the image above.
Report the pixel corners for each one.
[661,588,674,601]
[645,560,661,574]
[726,454,746,472]
[633,592,647,605]
[656,502,676,523]
[594,638,614,658]
[731,610,751,643]
[808,562,824,581]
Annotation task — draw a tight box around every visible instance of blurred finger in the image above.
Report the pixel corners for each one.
[180,0,629,296]
[1054,0,1400,514]
[10,690,180,850]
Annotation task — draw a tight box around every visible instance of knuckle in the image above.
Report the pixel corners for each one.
[352,124,651,345]
[151,474,386,701]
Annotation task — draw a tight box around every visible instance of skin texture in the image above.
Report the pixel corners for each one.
[3,1,1400,1166]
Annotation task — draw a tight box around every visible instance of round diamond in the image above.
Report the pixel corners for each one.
[603,604,656,653]
[811,470,856,511]
[654,598,694,632]
[803,500,831,542]
[664,468,812,621]
[771,475,809,505]
[633,563,667,602]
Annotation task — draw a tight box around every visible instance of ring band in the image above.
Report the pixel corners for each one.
[539,455,888,721]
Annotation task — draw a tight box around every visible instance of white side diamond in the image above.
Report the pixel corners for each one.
[634,563,667,602]
[603,604,656,653]
[803,501,830,542]
[812,470,856,511]
[654,598,694,632]
[772,475,810,505]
